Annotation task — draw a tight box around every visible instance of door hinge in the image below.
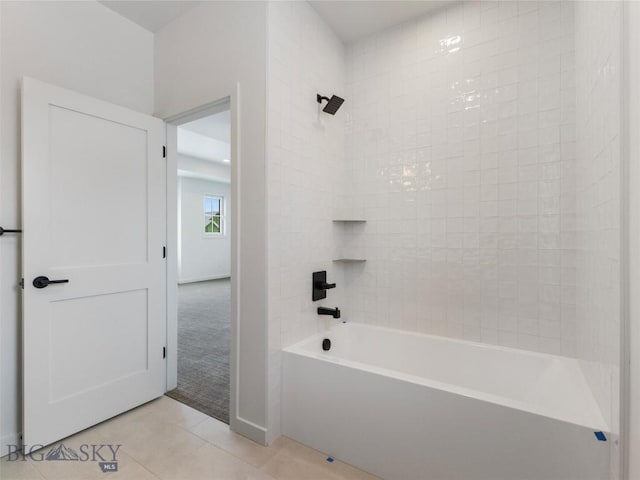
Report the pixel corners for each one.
[163,246,166,258]
[19,278,24,289]
[163,347,166,359]
[163,145,166,158]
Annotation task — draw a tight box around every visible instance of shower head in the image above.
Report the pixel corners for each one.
[317,94,345,115]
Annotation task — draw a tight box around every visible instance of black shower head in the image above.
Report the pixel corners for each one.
[317,94,345,115]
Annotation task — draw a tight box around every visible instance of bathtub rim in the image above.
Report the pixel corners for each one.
[283,322,609,433]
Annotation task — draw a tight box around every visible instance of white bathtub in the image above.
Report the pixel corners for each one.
[282,322,610,480]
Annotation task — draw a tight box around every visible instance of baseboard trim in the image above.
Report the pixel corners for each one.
[1,431,21,458]
[178,274,230,284]
[231,416,267,446]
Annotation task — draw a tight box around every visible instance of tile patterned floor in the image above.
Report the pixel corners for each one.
[0,396,379,480]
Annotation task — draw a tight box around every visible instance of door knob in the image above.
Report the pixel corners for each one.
[32,276,69,289]
[0,227,22,236]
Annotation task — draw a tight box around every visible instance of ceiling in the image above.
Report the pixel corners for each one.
[178,109,231,165]
[180,110,231,144]
[98,1,200,32]
[100,1,452,41]
[309,1,451,43]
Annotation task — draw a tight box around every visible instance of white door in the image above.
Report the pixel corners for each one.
[21,78,166,448]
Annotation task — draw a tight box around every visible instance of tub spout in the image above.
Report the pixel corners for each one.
[317,306,341,319]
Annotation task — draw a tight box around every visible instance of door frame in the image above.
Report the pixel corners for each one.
[163,90,239,432]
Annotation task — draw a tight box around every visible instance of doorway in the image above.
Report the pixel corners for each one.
[165,100,232,424]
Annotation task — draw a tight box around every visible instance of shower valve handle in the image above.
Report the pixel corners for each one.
[315,280,336,290]
[312,271,336,301]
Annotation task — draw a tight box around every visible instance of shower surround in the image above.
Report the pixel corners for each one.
[268,0,622,477]
[340,1,622,472]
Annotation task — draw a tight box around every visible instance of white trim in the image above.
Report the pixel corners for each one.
[229,85,242,440]
[232,416,267,446]
[624,3,639,479]
[164,100,230,125]
[178,274,230,284]
[166,123,179,392]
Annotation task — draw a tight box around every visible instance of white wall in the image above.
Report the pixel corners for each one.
[344,1,577,355]
[155,1,269,443]
[266,0,347,441]
[575,1,623,478]
[179,177,231,283]
[0,0,154,452]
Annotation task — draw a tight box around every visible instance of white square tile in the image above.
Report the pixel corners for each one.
[268,7,618,437]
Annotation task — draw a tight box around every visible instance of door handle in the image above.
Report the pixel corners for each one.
[32,276,69,289]
[0,227,22,236]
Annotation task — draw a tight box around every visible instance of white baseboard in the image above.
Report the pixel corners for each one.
[231,416,267,446]
[1,431,21,458]
[178,274,230,284]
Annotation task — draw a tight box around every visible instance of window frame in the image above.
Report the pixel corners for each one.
[203,194,225,237]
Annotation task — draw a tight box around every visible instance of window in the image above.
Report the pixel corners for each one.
[204,195,224,236]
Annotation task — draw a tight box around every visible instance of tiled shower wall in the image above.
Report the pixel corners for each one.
[266,0,346,438]
[267,1,347,346]
[575,1,622,475]
[340,2,623,462]
[267,0,623,457]
[343,1,578,355]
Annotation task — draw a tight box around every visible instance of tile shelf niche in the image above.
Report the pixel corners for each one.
[333,219,366,262]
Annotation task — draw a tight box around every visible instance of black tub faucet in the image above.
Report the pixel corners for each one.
[317,306,341,319]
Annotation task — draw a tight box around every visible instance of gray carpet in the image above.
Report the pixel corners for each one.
[166,279,230,424]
